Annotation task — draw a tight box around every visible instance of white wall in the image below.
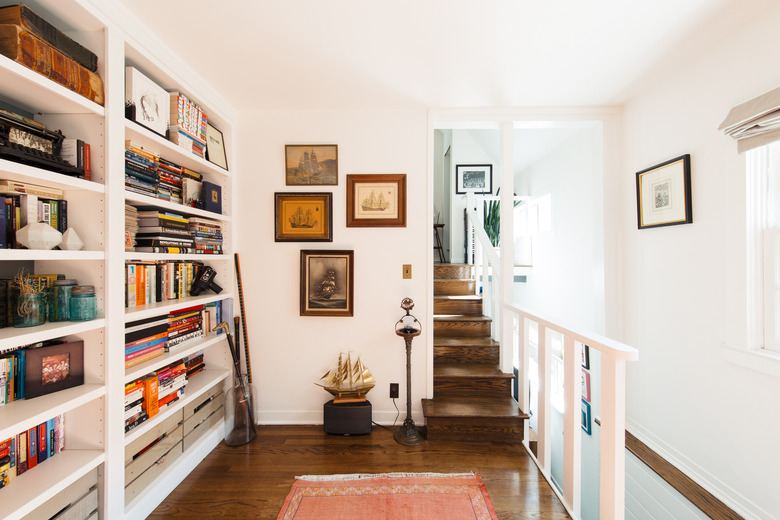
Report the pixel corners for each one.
[620,3,780,517]
[235,109,429,424]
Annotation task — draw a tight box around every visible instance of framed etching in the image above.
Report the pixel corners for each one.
[346,174,406,227]
[125,67,169,137]
[636,154,692,229]
[24,341,84,399]
[300,250,354,317]
[455,164,493,194]
[275,192,333,242]
[285,145,338,185]
[205,124,228,170]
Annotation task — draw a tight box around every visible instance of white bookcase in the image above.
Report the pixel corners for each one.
[0,1,238,518]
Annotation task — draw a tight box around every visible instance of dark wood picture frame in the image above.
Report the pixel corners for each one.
[300,250,354,317]
[346,174,407,227]
[205,123,228,170]
[285,144,338,185]
[636,154,692,229]
[455,164,493,194]
[275,192,333,242]
[581,343,590,370]
[24,341,84,399]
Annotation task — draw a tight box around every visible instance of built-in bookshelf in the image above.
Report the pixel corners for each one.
[0,1,237,519]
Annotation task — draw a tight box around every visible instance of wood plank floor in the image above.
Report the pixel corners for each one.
[149,425,570,520]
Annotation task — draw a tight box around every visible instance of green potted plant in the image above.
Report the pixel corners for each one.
[482,188,522,247]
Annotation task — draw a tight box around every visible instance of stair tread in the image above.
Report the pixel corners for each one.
[434,337,499,347]
[434,363,515,379]
[422,396,529,419]
[434,315,491,322]
[434,295,482,301]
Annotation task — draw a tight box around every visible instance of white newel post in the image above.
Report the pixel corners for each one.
[500,122,515,373]
[563,335,582,516]
[600,354,627,520]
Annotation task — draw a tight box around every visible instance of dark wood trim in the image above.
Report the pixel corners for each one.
[625,430,744,520]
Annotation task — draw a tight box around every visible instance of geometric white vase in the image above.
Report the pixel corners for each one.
[16,222,63,250]
[60,227,85,250]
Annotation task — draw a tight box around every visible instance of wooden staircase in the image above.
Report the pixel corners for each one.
[422,264,528,444]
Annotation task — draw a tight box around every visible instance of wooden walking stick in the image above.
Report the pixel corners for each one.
[234,253,252,383]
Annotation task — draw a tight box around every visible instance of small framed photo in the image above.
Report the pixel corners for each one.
[581,343,590,369]
[300,250,354,317]
[125,67,169,137]
[275,192,333,242]
[581,369,591,402]
[581,399,592,435]
[456,164,493,194]
[636,154,692,229]
[346,174,406,227]
[25,341,84,399]
[285,145,338,185]
[205,124,228,170]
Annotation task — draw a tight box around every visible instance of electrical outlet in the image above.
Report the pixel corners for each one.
[389,382,399,399]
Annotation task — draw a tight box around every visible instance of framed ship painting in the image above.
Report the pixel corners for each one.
[300,250,354,317]
[346,174,406,227]
[275,192,333,242]
[285,144,338,185]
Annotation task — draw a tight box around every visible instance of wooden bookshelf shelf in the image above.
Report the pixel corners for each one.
[123,368,229,446]
[0,54,105,117]
[124,335,227,383]
[124,293,232,323]
[0,449,105,520]
[0,318,106,352]
[0,384,105,441]
[0,249,105,261]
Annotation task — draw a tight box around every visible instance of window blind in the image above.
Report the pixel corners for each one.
[719,85,780,153]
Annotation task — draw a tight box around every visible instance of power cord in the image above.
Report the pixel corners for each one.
[372,398,401,431]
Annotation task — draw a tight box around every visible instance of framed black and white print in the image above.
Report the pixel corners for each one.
[456,164,493,194]
[636,154,692,229]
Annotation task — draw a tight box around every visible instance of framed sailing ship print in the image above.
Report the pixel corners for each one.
[346,174,407,227]
[285,144,338,185]
[275,192,333,242]
[300,250,354,317]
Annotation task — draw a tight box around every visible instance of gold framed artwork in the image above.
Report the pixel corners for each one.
[274,192,333,242]
[300,249,354,317]
[285,144,338,185]
[346,174,407,227]
[636,154,692,229]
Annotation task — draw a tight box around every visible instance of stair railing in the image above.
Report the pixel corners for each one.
[465,192,502,340]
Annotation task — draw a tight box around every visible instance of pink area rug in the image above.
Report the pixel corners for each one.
[276,472,499,520]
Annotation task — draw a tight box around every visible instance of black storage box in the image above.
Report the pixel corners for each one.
[323,399,372,436]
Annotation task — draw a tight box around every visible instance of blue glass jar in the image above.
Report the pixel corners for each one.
[48,279,77,322]
[69,285,96,321]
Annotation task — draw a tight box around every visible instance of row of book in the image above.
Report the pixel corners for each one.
[124,352,204,433]
[1,414,65,489]
[128,208,223,254]
[0,350,25,405]
[125,305,208,369]
[124,140,221,214]
[0,180,68,249]
[126,260,205,307]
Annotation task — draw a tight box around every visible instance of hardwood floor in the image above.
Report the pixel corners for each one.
[149,425,570,520]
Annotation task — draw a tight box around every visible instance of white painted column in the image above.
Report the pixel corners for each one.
[563,336,582,516]
[500,122,515,373]
[537,325,552,475]
[600,355,627,520]
[520,316,531,443]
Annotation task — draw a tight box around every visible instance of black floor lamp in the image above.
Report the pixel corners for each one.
[393,297,424,446]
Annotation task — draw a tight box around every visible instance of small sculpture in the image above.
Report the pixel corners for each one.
[16,222,63,250]
[60,228,85,250]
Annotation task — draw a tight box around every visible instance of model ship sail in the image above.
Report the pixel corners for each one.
[361,190,390,211]
[316,351,375,403]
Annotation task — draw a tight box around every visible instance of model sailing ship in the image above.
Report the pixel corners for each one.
[316,351,375,403]
[361,190,390,211]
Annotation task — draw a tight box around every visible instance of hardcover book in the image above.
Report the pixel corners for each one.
[202,181,222,214]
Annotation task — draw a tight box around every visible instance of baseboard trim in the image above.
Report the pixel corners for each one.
[256,409,415,426]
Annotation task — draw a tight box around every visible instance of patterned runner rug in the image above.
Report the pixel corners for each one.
[276,472,499,520]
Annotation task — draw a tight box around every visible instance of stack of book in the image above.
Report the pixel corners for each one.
[125,204,138,251]
[135,209,194,253]
[124,380,146,433]
[166,305,205,353]
[183,351,205,378]
[125,141,159,198]
[168,92,207,158]
[151,360,187,412]
[189,217,223,254]
[156,157,183,204]
[1,414,65,487]
[124,315,168,369]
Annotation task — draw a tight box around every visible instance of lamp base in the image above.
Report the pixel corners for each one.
[393,420,424,446]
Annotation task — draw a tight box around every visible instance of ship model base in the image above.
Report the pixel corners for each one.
[323,399,372,436]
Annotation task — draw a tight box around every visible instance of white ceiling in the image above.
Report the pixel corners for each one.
[116,0,771,112]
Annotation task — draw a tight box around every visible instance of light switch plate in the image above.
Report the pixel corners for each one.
[403,264,412,279]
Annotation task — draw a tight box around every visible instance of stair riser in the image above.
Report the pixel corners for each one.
[434,280,476,296]
[434,378,512,398]
[434,320,490,337]
[425,417,524,444]
[434,265,473,280]
[434,346,499,365]
[434,299,483,315]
